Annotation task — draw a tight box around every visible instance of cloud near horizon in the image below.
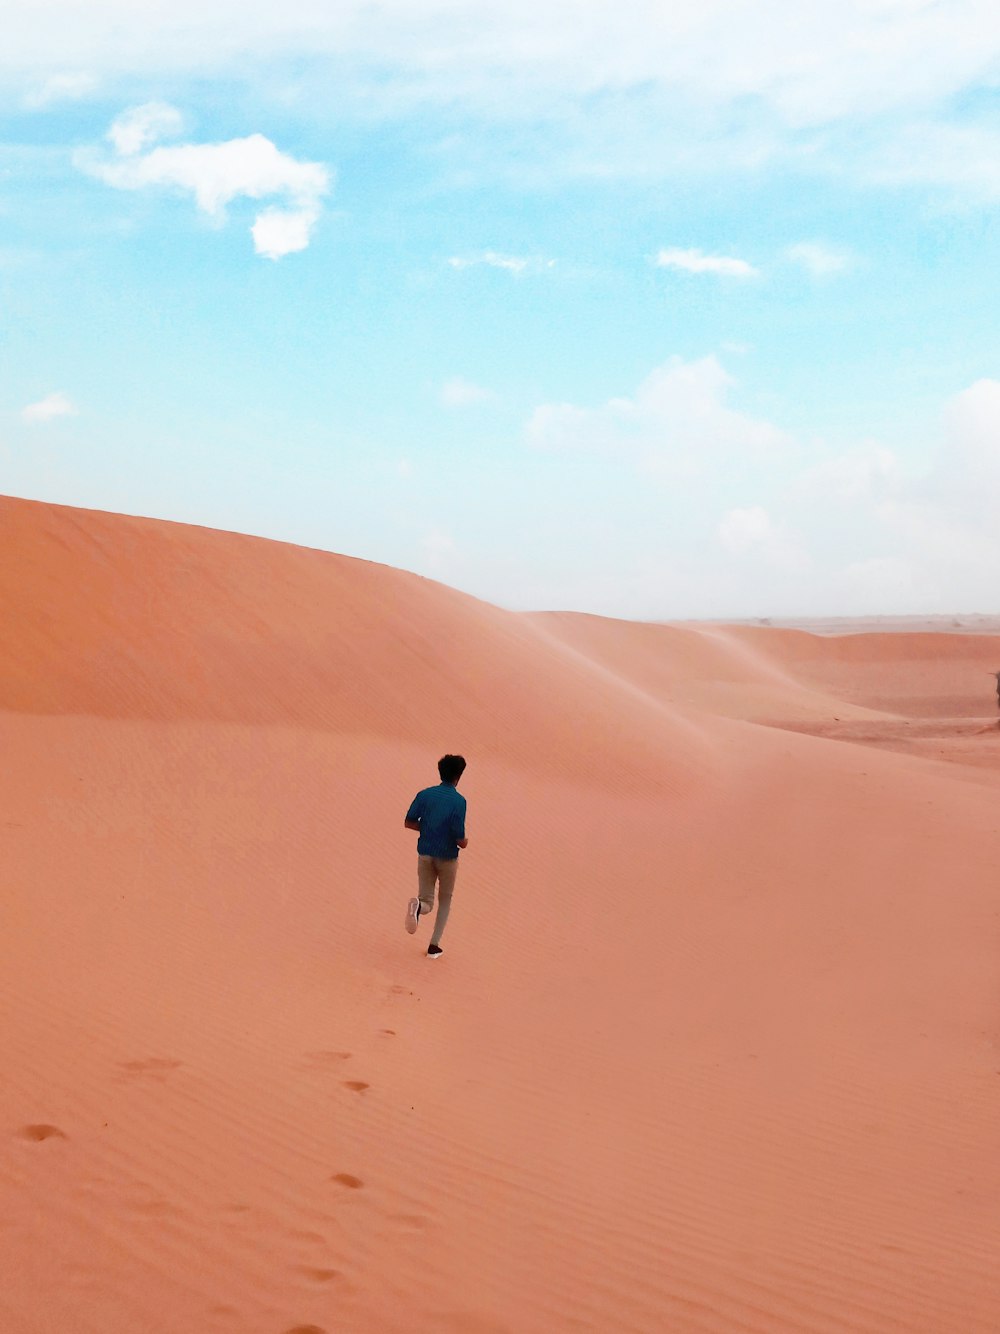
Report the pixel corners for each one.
[718,382,1000,614]
[522,357,1000,617]
[78,104,331,259]
[526,355,788,470]
[21,391,77,423]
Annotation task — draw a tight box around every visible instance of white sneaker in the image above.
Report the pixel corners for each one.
[405,897,421,934]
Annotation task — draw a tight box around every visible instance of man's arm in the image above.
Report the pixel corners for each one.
[454,805,468,849]
[404,793,423,832]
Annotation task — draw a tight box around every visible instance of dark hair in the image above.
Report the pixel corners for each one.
[438,754,467,784]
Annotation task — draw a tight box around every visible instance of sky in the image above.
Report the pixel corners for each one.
[4,0,1000,619]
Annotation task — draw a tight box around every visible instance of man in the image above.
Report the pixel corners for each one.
[403,754,468,958]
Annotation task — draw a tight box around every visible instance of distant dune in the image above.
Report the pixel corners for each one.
[2,494,999,1333]
[702,612,1000,635]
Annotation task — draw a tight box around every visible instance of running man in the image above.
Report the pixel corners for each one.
[403,754,468,958]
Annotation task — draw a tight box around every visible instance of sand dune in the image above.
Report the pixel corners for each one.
[719,622,1000,719]
[527,613,895,722]
[2,494,999,1333]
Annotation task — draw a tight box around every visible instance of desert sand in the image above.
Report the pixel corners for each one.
[2,493,999,1334]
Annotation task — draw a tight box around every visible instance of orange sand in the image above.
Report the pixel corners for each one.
[2,495,999,1333]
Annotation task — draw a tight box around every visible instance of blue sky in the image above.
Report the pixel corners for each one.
[4,0,1000,618]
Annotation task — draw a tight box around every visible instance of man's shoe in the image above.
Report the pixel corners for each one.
[405,897,421,934]
[427,943,443,958]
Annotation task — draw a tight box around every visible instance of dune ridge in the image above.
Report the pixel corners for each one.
[2,494,999,1334]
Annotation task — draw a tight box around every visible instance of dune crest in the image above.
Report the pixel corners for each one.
[0,496,714,794]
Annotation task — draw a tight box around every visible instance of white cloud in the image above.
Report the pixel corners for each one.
[6,0,1000,208]
[4,1,999,130]
[525,402,595,449]
[717,505,803,568]
[6,4,1000,195]
[786,241,855,275]
[526,355,790,472]
[21,391,77,423]
[441,377,497,408]
[448,251,553,275]
[841,497,1000,611]
[107,102,184,155]
[790,446,898,503]
[915,378,1000,529]
[870,119,1000,200]
[250,205,320,259]
[78,104,331,259]
[518,357,1000,617]
[654,247,758,278]
[735,377,1000,614]
[23,71,98,108]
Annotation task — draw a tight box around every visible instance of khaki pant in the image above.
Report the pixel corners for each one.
[417,854,458,947]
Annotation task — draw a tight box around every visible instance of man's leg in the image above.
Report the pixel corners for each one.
[428,857,458,948]
[417,855,438,917]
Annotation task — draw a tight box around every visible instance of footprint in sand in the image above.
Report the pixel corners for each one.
[296,1267,340,1284]
[288,1229,326,1245]
[330,1173,364,1190]
[342,1081,369,1093]
[302,1051,352,1070]
[434,1315,512,1334]
[118,1059,183,1082]
[18,1124,66,1142]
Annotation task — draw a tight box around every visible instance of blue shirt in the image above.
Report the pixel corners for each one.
[406,783,467,859]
